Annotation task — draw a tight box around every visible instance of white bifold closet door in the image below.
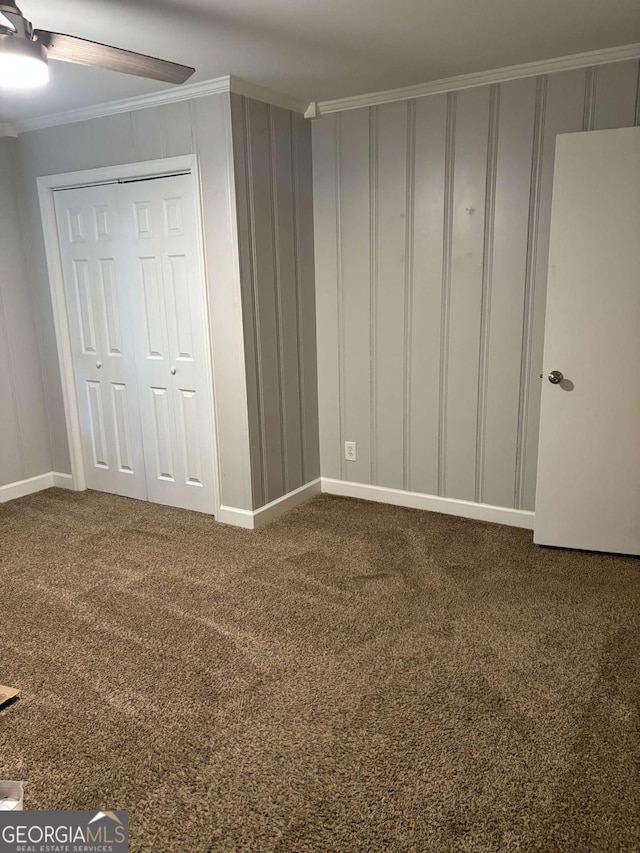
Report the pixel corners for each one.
[54,174,216,514]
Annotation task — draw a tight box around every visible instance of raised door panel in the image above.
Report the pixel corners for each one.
[98,258,124,356]
[71,259,98,355]
[176,389,204,487]
[149,385,176,482]
[86,380,109,469]
[139,255,168,360]
[111,382,136,474]
[164,253,195,363]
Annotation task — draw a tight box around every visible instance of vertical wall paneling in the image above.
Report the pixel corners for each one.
[339,107,372,484]
[129,102,195,162]
[243,100,285,504]
[162,102,196,158]
[592,60,640,130]
[368,106,378,485]
[0,296,24,486]
[375,100,409,490]
[520,68,587,510]
[312,59,640,515]
[271,106,304,492]
[0,140,27,486]
[0,153,26,485]
[80,114,137,169]
[188,94,254,512]
[292,112,321,486]
[313,114,342,481]
[402,101,416,491]
[267,106,288,495]
[514,76,546,510]
[0,138,52,486]
[408,94,447,496]
[335,114,346,483]
[438,93,456,497]
[444,85,490,501]
[475,84,500,504]
[583,67,598,131]
[13,132,69,475]
[482,77,536,508]
[231,95,319,508]
[230,94,265,507]
[131,108,167,162]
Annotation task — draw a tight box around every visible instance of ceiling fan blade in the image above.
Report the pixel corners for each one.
[34,31,195,84]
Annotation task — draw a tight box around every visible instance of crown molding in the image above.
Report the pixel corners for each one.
[6,42,640,131]
[305,42,640,117]
[227,77,308,115]
[12,76,231,133]
[11,74,307,134]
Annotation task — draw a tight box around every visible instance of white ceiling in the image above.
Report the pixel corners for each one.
[1,0,639,123]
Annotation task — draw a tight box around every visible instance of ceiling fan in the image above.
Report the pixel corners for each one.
[0,0,195,89]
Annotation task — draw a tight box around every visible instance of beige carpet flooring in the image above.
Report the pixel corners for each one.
[1,488,639,852]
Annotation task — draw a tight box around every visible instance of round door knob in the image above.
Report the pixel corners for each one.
[170,367,177,375]
[548,370,564,385]
[96,361,102,369]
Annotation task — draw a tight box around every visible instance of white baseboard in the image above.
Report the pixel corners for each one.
[52,472,74,489]
[1,471,532,531]
[321,478,535,530]
[215,505,255,529]
[217,477,322,530]
[253,477,322,528]
[0,471,74,504]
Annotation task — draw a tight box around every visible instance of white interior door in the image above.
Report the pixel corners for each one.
[55,172,217,515]
[54,184,147,500]
[534,127,640,555]
[119,174,217,514]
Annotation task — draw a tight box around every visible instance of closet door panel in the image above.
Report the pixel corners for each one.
[119,174,216,514]
[54,184,147,499]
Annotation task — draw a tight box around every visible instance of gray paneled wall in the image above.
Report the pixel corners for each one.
[231,94,320,509]
[13,94,256,511]
[313,60,640,511]
[0,138,52,488]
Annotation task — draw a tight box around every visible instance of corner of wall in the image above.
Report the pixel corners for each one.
[229,93,320,514]
[0,137,54,488]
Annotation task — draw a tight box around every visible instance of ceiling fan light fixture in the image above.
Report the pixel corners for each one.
[0,1,194,88]
[0,35,48,88]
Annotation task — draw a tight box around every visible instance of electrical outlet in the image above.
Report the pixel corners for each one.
[344,441,357,462]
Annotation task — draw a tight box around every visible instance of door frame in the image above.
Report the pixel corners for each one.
[37,154,221,517]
